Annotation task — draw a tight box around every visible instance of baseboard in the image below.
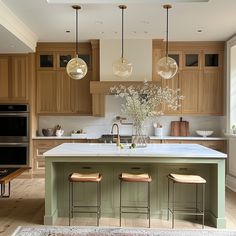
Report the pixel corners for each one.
[226,174,236,192]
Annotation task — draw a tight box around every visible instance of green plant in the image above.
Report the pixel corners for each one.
[232,125,236,130]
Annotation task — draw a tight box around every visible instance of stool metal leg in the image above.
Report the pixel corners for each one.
[119,180,122,227]
[97,182,99,226]
[167,178,170,221]
[172,182,175,229]
[196,183,198,220]
[148,181,151,228]
[71,182,74,218]
[202,183,205,229]
[69,181,71,226]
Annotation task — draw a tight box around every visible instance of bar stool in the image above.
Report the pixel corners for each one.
[68,172,102,226]
[119,172,152,228]
[167,173,206,229]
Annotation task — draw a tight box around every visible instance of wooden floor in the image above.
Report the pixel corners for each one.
[1,178,236,235]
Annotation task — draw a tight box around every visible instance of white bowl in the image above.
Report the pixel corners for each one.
[196,130,214,137]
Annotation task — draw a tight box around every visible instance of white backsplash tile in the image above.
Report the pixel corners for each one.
[38,95,224,137]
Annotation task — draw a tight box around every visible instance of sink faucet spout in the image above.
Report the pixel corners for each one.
[111,123,120,146]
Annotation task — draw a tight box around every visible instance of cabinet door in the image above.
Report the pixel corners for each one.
[37,71,58,113]
[0,57,9,100]
[11,56,28,101]
[70,71,92,115]
[56,52,74,69]
[162,71,182,114]
[199,70,223,115]
[37,52,55,70]
[57,71,71,113]
[181,70,200,114]
[201,140,226,153]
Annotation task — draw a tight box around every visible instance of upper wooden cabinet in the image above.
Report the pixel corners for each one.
[0,55,29,102]
[36,41,99,115]
[153,40,225,116]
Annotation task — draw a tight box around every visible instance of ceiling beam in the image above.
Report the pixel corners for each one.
[0,1,38,52]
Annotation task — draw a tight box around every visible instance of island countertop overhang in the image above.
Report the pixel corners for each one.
[43,143,227,159]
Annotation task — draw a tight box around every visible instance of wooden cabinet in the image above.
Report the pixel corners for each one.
[33,139,88,175]
[36,42,99,115]
[153,41,224,116]
[36,71,58,113]
[32,139,71,176]
[153,139,226,153]
[0,57,9,100]
[0,55,29,102]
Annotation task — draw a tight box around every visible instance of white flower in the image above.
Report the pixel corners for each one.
[110,82,184,126]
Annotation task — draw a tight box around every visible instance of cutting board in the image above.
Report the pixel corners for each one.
[170,117,190,136]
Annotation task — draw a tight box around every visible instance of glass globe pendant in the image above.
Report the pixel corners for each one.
[66,5,87,80]
[157,5,178,80]
[112,5,133,78]
[66,55,87,80]
[157,56,178,80]
[113,57,132,78]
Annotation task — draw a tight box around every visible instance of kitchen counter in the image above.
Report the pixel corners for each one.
[149,136,227,140]
[44,143,226,228]
[33,135,226,140]
[44,143,226,158]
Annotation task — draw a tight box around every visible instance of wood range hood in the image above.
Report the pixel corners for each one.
[90,81,161,117]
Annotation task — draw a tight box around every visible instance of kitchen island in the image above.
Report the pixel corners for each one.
[43,143,227,228]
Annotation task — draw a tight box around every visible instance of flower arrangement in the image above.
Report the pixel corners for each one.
[110,82,184,141]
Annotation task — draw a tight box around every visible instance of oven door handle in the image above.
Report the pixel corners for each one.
[0,143,28,146]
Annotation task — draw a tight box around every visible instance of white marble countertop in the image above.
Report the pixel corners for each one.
[44,143,227,158]
[32,135,99,140]
[33,135,226,140]
[149,136,227,140]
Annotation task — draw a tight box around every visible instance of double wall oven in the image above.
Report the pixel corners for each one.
[0,104,29,167]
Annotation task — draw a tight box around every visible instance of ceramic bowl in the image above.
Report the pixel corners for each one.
[196,130,214,137]
[42,128,54,136]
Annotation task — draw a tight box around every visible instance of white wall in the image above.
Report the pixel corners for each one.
[100,39,152,81]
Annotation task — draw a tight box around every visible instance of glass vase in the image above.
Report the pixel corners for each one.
[132,122,148,148]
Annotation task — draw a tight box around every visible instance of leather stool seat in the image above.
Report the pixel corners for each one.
[168,173,206,184]
[69,173,102,182]
[119,173,152,182]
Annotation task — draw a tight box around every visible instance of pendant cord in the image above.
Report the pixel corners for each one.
[166,7,169,58]
[121,7,124,60]
[76,7,78,55]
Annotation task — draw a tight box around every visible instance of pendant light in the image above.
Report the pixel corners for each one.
[157,4,178,80]
[112,5,133,78]
[66,5,87,80]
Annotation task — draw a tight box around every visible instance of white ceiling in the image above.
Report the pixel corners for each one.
[1,0,236,53]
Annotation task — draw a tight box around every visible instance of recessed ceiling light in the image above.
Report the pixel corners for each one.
[141,20,150,24]
[95,21,103,25]
[66,30,70,33]
[197,29,203,33]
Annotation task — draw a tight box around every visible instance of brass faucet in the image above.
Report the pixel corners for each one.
[111,123,120,146]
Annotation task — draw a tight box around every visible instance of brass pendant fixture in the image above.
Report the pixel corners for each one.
[66,5,88,80]
[112,5,133,78]
[157,4,178,80]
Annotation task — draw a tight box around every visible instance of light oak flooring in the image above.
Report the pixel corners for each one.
[0,178,236,235]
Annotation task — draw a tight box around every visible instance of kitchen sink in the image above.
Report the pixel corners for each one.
[98,134,132,143]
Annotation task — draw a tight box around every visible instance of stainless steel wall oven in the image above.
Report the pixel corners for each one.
[0,104,29,167]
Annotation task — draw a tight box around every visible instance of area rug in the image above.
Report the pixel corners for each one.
[11,226,236,236]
